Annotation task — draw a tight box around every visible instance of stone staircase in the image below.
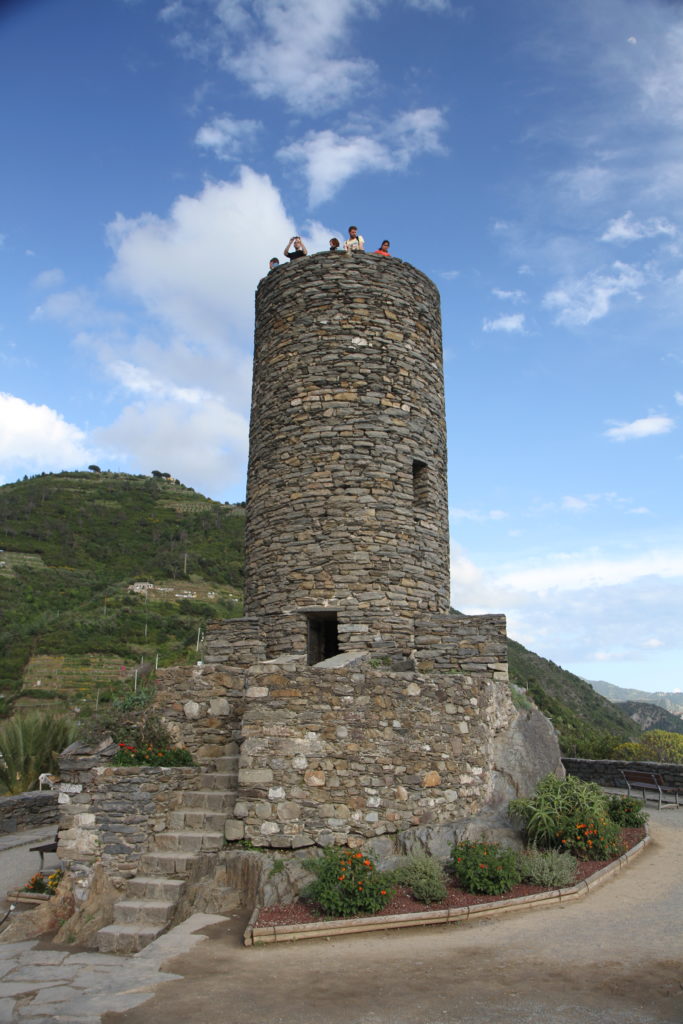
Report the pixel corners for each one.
[97,753,238,954]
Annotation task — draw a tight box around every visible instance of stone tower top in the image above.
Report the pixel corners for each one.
[243,252,451,661]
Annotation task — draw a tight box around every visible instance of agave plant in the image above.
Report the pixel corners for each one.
[0,711,78,794]
[509,774,609,848]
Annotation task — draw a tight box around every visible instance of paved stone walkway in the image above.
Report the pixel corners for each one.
[0,914,229,1023]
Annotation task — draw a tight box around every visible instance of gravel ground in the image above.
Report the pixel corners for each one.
[104,807,683,1024]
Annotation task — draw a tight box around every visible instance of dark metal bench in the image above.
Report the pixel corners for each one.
[29,833,59,871]
[620,769,680,810]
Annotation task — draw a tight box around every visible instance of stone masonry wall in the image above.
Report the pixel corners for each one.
[563,757,683,793]
[231,658,516,849]
[414,613,508,675]
[153,663,245,758]
[244,253,451,655]
[204,618,266,668]
[58,747,201,882]
[0,790,58,834]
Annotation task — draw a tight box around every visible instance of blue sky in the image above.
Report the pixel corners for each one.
[1,0,681,693]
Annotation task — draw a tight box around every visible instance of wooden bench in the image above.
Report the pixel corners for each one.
[29,833,59,871]
[620,769,680,810]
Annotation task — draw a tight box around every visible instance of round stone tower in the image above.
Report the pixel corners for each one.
[242,252,450,659]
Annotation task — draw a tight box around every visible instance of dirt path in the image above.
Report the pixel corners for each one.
[106,809,683,1024]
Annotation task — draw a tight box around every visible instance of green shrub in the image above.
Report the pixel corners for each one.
[607,794,648,828]
[451,840,521,896]
[81,688,174,753]
[112,743,195,767]
[558,814,623,860]
[303,848,393,918]
[508,774,608,848]
[517,846,577,887]
[392,854,448,904]
[0,711,78,794]
[612,730,683,764]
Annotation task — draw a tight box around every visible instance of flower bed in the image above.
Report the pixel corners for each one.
[254,827,645,929]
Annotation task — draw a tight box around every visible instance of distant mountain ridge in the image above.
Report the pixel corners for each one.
[615,700,683,735]
[588,678,683,716]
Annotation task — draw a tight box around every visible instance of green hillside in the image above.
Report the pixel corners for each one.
[507,639,639,755]
[0,470,244,710]
[0,470,640,754]
[615,700,683,735]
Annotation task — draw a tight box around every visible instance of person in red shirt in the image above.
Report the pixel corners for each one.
[374,240,391,256]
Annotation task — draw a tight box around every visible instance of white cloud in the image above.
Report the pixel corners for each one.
[450,539,683,671]
[214,0,378,114]
[195,115,261,160]
[108,359,205,405]
[640,21,683,128]
[28,170,340,500]
[79,171,336,497]
[552,166,614,205]
[278,107,447,205]
[32,268,65,290]
[450,507,507,522]
[106,168,294,342]
[601,210,676,243]
[482,313,525,333]
[95,396,248,495]
[604,414,675,441]
[492,288,525,303]
[279,131,392,206]
[0,393,95,474]
[543,261,644,326]
[562,496,589,511]
[496,549,683,593]
[159,1,185,21]
[675,391,683,405]
[32,288,124,330]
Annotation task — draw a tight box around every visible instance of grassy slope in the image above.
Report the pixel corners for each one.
[0,471,244,708]
[507,638,639,754]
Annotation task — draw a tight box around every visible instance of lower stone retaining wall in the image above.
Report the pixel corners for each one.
[563,757,683,792]
[57,748,201,881]
[0,790,58,834]
[233,658,516,848]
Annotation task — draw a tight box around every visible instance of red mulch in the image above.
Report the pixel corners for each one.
[255,828,645,928]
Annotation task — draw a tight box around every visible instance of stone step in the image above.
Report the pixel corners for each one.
[154,830,224,853]
[202,772,237,791]
[127,876,186,901]
[179,789,235,811]
[214,755,239,772]
[113,898,175,926]
[140,850,199,876]
[97,923,164,955]
[168,809,228,831]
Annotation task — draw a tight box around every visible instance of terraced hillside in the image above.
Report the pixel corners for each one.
[0,470,244,711]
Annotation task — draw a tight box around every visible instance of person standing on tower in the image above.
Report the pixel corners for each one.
[344,226,365,252]
[374,240,391,256]
[284,236,308,260]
